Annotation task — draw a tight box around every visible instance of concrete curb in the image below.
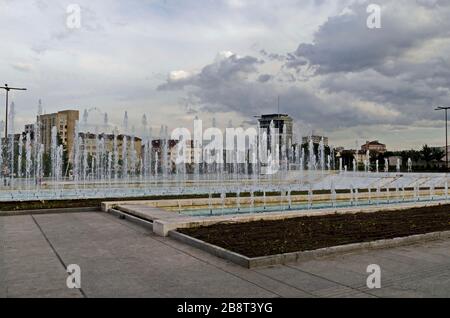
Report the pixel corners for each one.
[169,231,251,267]
[124,200,448,237]
[109,208,154,231]
[0,206,100,217]
[169,230,450,269]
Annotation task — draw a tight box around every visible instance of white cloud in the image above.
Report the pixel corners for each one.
[169,70,193,81]
[11,63,33,72]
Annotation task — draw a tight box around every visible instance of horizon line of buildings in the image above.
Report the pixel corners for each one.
[5,109,448,167]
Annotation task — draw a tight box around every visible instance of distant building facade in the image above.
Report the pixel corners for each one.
[302,135,329,146]
[24,124,35,138]
[79,133,142,162]
[258,114,293,139]
[38,110,79,159]
[355,150,369,165]
[151,139,195,171]
[257,114,293,158]
[361,140,387,154]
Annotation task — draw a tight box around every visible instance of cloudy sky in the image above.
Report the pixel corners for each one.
[1,0,450,149]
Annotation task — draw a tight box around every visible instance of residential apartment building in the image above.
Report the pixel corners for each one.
[151,139,194,171]
[302,135,329,146]
[38,110,79,159]
[257,114,293,158]
[79,133,142,162]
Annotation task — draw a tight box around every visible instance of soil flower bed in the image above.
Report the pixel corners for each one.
[178,204,450,258]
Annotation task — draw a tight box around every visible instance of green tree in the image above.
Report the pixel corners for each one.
[43,153,52,177]
[431,147,445,162]
[339,151,356,169]
[56,133,70,177]
[407,149,421,162]
[420,145,433,168]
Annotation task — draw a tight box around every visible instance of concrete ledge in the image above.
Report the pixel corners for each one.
[0,206,100,217]
[169,230,450,269]
[112,204,175,221]
[101,189,448,212]
[143,200,447,237]
[109,208,154,231]
[153,220,175,237]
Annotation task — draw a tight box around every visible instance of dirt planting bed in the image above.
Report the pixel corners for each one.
[178,204,450,258]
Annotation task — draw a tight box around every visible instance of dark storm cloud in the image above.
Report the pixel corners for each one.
[257,74,273,83]
[158,52,399,129]
[291,0,450,74]
[158,53,263,91]
[290,0,450,124]
[158,0,450,132]
[259,49,285,62]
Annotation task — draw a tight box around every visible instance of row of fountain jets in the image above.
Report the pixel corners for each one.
[0,103,412,189]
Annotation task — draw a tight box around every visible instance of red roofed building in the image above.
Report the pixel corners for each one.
[361,140,387,154]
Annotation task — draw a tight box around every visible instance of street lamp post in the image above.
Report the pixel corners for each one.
[0,84,27,139]
[435,106,450,171]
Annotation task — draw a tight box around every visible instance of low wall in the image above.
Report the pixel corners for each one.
[102,189,447,212]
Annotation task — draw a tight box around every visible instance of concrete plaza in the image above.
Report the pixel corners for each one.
[0,211,449,298]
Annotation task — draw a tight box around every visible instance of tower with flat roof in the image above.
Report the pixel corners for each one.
[257,114,293,158]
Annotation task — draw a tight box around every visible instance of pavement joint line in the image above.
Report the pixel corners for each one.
[313,286,361,298]
[363,248,450,288]
[382,245,450,266]
[310,257,447,296]
[31,215,87,299]
[160,238,316,298]
[319,285,374,298]
[103,212,284,298]
[251,269,318,298]
[150,235,285,298]
[286,253,450,292]
[326,288,373,298]
[285,264,380,298]
[0,207,100,217]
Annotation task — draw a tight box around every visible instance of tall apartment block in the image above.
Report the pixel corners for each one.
[38,110,79,159]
